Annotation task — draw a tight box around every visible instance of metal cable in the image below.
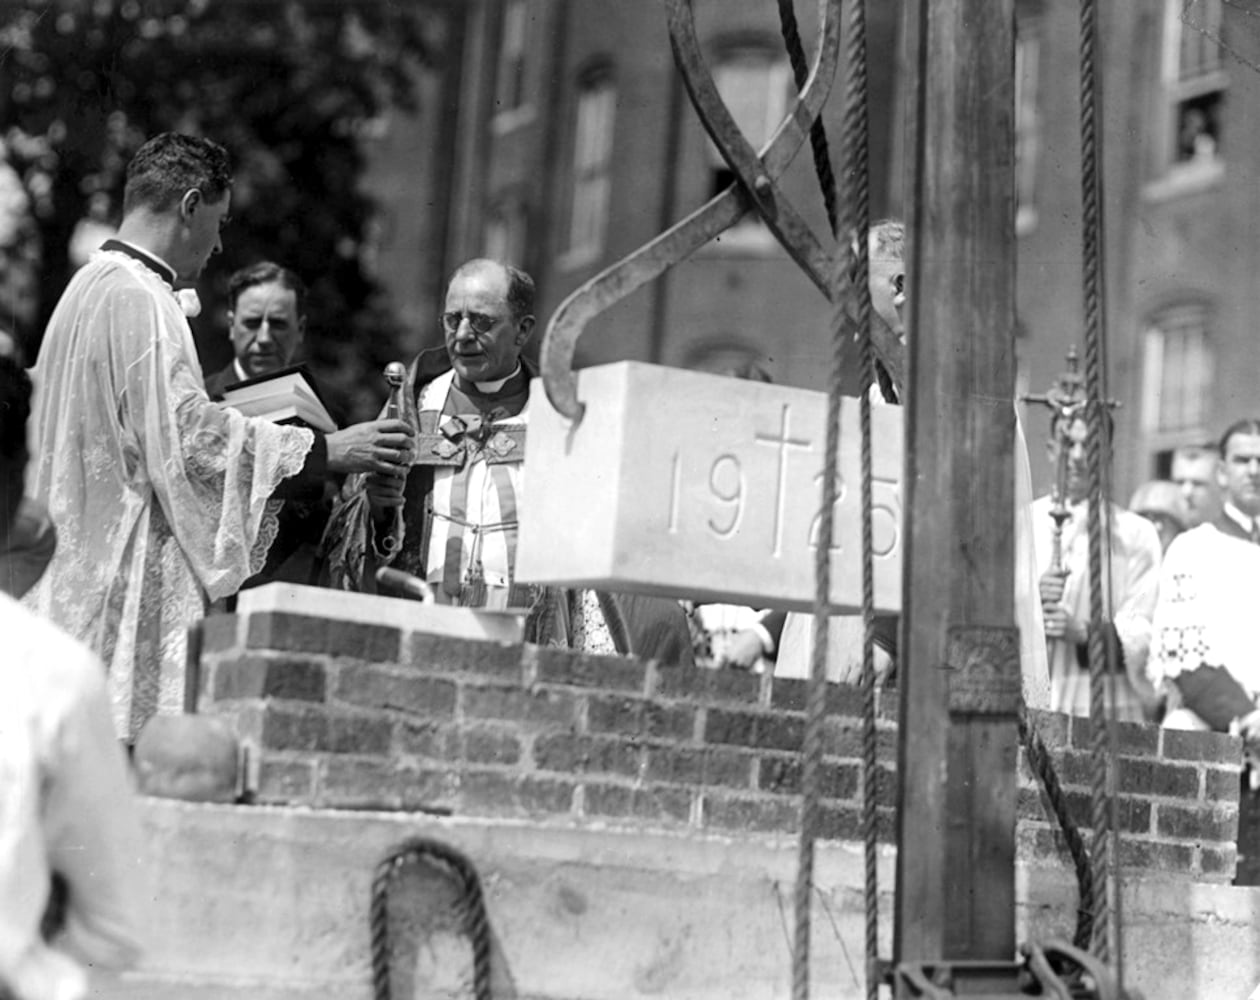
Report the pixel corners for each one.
[1078,0,1114,964]
[776,0,840,237]
[370,837,492,1000]
[779,2,846,997]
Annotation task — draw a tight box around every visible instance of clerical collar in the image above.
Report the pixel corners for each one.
[456,364,524,396]
[1224,501,1255,535]
[100,238,177,285]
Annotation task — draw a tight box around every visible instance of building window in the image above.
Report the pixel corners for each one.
[1141,303,1214,443]
[705,48,789,247]
[1014,28,1040,235]
[492,0,531,129]
[1161,0,1225,175]
[484,198,527,266]
[564,71,616,265]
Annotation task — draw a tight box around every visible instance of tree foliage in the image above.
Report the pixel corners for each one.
[0,0,435,420]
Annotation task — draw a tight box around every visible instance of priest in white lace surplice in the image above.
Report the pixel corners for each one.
[23,134,412,739]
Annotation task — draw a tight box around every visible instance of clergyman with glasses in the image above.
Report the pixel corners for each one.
[322,257,696,665]
[324,258,536,609]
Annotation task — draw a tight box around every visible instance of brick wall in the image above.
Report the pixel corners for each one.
[196,611,1242,881]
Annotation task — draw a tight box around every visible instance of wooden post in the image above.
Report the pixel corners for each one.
[894,0,1020,970]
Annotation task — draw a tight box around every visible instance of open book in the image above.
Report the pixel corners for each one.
[217,364,337,433]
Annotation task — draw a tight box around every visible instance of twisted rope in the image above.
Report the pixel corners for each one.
[839,0,879,996]
[1078,0,1115,965]
[776,0,840,237]
[1018,710,1095,950]
[370,837,492,1000]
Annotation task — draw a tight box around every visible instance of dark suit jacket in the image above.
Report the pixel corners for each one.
[204,362,242,401]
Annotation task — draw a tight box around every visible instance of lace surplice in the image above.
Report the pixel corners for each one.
[23,250,313,738]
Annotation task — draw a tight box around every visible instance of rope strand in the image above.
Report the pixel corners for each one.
[839,0,879,996]
[370,838,492,1000]
[1078,0,1116,965]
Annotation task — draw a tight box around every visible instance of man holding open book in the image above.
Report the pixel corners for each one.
[208,262,338,590]
[205,261,308,399]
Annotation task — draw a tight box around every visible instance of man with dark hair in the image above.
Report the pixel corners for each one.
[0,356,143,1000]
[205,261,327,590]
[205,260,308,397]
[1152,418,1260,733]
[324,258,693,663]
[24,132,412,740]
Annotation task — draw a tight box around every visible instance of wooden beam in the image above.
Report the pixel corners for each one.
[894,0,1019,967]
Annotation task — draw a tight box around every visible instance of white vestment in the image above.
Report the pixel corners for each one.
[1030,496,1162,721]
[1149,523,1260,698]
[24,248,312,738]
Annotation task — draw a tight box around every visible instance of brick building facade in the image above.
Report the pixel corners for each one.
[368,0,1260,498]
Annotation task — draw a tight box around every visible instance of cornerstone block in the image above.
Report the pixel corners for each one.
[516,362,902,612]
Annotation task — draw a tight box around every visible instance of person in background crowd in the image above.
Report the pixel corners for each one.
[1151,419,1260,732]
[1129,479,1189,555]
[1033,411,1162,721]
[1151,419,1260,884]
[1171,442,1224,529]
[23,132,412,740]
[0,355,144,1000]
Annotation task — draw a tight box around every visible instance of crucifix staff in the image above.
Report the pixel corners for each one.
[1022,346,1088,577]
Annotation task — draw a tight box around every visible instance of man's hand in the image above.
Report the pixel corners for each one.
[1039,569,1086,644]
[716,628,767,670]
[1039,569,1067,608]
[366,471,406,509]
[325,418,413,476]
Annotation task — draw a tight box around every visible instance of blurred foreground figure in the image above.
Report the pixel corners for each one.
[23,133,411,739]
[0,356,143,1000]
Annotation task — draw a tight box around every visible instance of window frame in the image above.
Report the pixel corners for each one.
[559,66,618,269]
[1140,300,1215,461]
[1145,0,1226,199]
[491,0,535,134]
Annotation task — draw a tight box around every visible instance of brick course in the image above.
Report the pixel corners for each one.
[198,612,1244,882]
